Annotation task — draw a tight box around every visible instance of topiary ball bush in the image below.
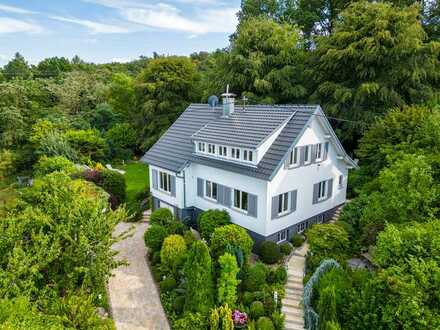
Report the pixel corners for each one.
[243,262,268,292]
[242,291,255,306]
[211,224,254,261]
[258,241,282,264]
[256,316,275,330]
[250,301,265,320]
[150,208,175,227]
[198,209,231,242]
[290,233,305,247]
[144,225,168,252]
[279,242,293,256]
[160,277,177,292]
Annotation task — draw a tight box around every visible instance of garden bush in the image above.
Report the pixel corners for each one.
[160,277,177,292]
[160,234,187,272]
[271,311,284,330]
[317,285,337,330]
[183,230,196,247]
[242,291,255,306]
[250,301,265,319]
[100,169,126,204]
[198,209,231,242]
[211,224,254,260]
[267,266,287,285]
[258,241,282,264]
[279,242,293,256]
[256,316,275,330]
[290,233,305,247]
[243,262,268,292]
[174,312,207,330]
[173,296,185,315]
[34,155,76,176]
[217,253,240,306]
[144,225,168,252]
[150,208,175,226]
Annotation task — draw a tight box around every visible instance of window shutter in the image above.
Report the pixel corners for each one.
[323,142,329,161]
[152,169,158,190]
[290,190,297,212]
[299,146,305,166]
[312,183,319,204]
[217,184,230,206]
[197,178,203,197]
[327,178,333,199]
[271,195,279,219]
[248,194,258,218]
[216,184,223,204]
[284,154,290,169]
[170,175,176,197]
[224,186,231,207]
[311,144,317,163]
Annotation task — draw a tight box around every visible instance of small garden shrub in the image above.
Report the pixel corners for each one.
[160,277,177,292]
[256,316,275,330]
[217,253,240,306]
[267,266,287,285]
[250,301,265,319]
[271,311,285,330]
[211,224,254,260]
[34,156,76,176]
[174,312,207,330]
[198,209,231,242]
[160,234,187,272]
[258,241,282,264]
[183,230,196,247]
[173,296,185,315]
[150,251,161,265]
[290,233,305,247]
[242,291,255,306]
[100,169,126,204]
[279,242,293,256]
[150,208,175,227]
[243,262,268,292]
[144,225,168,252]
[151,264,163,282]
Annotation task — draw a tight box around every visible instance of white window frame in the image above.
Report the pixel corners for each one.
[219,146,227,157]
[208,144,216,154]
[205,180,218,201]
[242,149,254,162]
[315,143,323,161]
[338,175,344,188]
[198,142,205,153]
[277,230,288,243]
[231,148,240,160]
[304,145,311,164]
[298,222,306,233]
[233,189,248,213]
[317,180,327,201]
[248,150,253,162]
[159,171,171,193]
[277,192,289,216]
[289,147,299,167]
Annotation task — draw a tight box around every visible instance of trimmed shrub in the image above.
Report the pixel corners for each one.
[290,234,305,247]
[217,253,240,306]
[211,224,254,261]
[258,241,282,264]
[267,266,287,285]
[144,225,168,252]
[150,208,175,226]
[100,169,126,204]
[160,235,187,272]
[271,311,285,330]
[198,209,231,242]
[256,316,275,330]
[243,262,268,292]
[250,301,265,319]
[160,277,177,292]
[183,230,196,247]
[210,305,234,330]
[34,156,76,176]
[325,321,342,330]
[174,312,207,330]
[173,296,185,315]
[184,241,214,314]
[279,242,293,256]
[242,291,255,306]
[317,285,337,330]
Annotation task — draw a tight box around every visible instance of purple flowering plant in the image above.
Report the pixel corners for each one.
[232,310,247,327]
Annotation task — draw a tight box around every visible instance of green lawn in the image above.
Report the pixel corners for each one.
[121,162,149,208]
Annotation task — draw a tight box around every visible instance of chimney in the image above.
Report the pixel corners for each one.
[222,84,235,117]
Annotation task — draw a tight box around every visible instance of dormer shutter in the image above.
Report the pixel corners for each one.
[299,146,305,166]
[152,169,158,190]
[197,178,203,197]
[311,144,317,163]
[323,142,329,161]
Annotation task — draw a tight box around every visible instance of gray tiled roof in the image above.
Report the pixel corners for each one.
[141,104,318,180]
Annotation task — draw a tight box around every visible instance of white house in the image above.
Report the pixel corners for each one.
[141,92,357,244]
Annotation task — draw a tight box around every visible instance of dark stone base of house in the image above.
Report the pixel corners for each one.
[152,196,342,247]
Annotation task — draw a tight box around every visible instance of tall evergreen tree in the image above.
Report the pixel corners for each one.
[3,53,32,80]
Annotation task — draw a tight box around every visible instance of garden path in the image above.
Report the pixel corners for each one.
[108,217,170,330]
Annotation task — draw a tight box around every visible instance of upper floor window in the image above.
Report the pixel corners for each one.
[205,180,218,200]
[317,180,327,201]
[243,150,254,162]
[277,192,289,215]
[338,175,344,188]
[219,146,227,157]
[198,142,205,152]
[208,144,216,154]
[233,189,248,212]
[289,147,299,167]
[232,148,240,160]
[315,143,322,161]
[304,145,311,164]
[159,171,171,193]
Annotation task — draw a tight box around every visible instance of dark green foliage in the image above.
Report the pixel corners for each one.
[271,311,284,330]
[184,241,214,315]
[100,169,126,204]
[290,233,305,247]
[250,301,265,319]
[243,262,268,292]
[256,316,275,330]
[173,296,185,315]
[317,285,337,330]
[150,208,175,226]
[144,225,168,252]
[3,53,32,80]
[64,129,107,161]
[160,277,177,292]
[106,122,137,160]
[211,224,254,261]
[198,209,231,242]
[258,241,282,264]
[35,57,72,78]
[267,266,287,285]
[279,242,293,256]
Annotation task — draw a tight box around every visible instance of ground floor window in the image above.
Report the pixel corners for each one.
[317,214,324,224]
[205,180,218,200]
[277,229,288,243]
[233,189,248,212]
[317,180,327,200]
[298,221,307,233]
[277,192,289,215]
[159,171,171,193]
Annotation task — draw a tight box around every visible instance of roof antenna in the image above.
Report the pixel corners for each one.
[242,95,248,111]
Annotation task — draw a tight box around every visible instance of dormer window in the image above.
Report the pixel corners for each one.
[232,148,240,159]
[289,147,299,167]
[315,143,322,161]
[198,142,205,152]
[208,144,216,154]
[304,145,311,164]
[219,146,227,157]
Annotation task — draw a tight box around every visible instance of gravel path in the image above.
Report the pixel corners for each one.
[108,221,170,330]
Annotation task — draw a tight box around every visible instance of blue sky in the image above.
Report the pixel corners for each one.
[0,0,240,65]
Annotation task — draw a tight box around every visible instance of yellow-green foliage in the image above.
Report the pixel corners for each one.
[160,234,187,272]
[217,253,240,306]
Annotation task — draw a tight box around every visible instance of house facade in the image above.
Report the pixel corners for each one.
[141,94,357,244]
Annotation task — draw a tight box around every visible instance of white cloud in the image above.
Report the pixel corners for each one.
[111,56,133,63]
[50,15,132,34]
[0,4,36,15]
[0,17,43,34]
